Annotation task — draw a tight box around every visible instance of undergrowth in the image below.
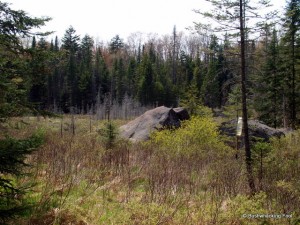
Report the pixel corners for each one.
[4,115,300,225]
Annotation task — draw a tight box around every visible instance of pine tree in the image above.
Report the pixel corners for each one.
[116,58,126,104]
[254,28,282,128]
[50,36,61,111]
[62,26,80,53]
[94,47,110,99]
[109,35,124,54]
[126,56,138,97]
[180,82,201,115]
[0,2,51,119]
[192,53,204,95]
[138,53,154,105]
[78,34,94,112]
[61,26,80,111]
[0,2,49,222]
[31,36,36,49]
[178,50,193,87]
[280,0,300,129]
[28,37,51,110]
[54,36,59,52]
[201,35,221,108]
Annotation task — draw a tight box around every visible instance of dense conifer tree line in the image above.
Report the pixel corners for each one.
[1,0,300,129]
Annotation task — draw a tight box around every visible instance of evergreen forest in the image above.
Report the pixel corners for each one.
[1,1,300,129]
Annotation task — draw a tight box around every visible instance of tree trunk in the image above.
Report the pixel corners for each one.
[239,0,256,195]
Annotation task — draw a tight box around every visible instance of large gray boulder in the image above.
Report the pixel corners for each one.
[220,119,285,142]
[120,106,189,142]
[248,120,286,140]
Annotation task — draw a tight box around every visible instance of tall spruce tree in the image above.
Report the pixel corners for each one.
[49,36,61,111]
[138,53,155,105]
[28,37,51,110]
[78,34,94,111]
[61,26,80,112]
[254,28,282,128]
[94,47,110,99]
[126,56,138,97]
[0,1,49,222]
[280,0,300,129]
[201,35,221,108]
[109,35,124,54]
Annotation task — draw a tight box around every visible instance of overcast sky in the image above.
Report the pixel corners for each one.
[5,0,285,43]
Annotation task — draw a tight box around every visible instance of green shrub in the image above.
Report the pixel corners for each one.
[151,116,229,158]
[263,131,300,217]
[98,121,119,149]
[0,130,45,223]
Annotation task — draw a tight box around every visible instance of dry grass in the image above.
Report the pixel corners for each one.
[6,115,300,225]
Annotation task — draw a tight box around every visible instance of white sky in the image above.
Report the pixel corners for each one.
[5,0,285,43]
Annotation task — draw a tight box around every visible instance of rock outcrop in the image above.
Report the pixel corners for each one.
[220,119,285,142]
[120,106,189,142]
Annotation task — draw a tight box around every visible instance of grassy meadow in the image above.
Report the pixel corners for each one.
[5,115,300,225]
